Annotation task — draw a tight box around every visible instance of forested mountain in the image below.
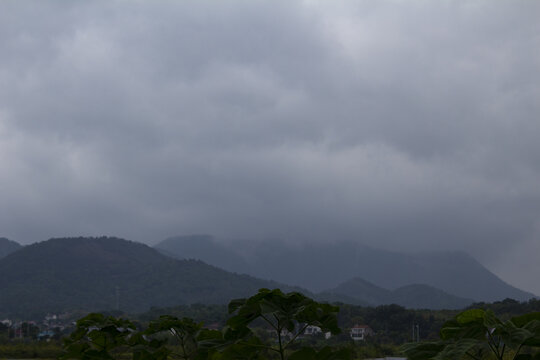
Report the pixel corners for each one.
[156,236,535,302]
[322,278,473,309]
[0,237,22,258]
[0,237,300,318]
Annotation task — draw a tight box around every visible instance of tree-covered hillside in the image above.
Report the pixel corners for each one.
[0,237,301,318]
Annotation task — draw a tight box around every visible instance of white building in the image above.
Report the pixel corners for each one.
[303,325,331,339]
[350,324,373,341]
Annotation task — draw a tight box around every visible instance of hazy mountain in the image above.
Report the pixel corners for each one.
[155,236,535,302]
[0,237,302,318]
[0,238,22,258]
[325,278,473,309]
[155,235,250,274]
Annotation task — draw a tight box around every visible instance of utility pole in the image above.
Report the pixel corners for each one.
[115,286,120,311]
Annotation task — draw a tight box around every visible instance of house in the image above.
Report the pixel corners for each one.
[304,325,322,336]
[349,324,373,341]
[303,325,331,339]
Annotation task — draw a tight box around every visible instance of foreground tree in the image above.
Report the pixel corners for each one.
[60,313,147,360]
[223,288,350,360]
[402,308,540,360]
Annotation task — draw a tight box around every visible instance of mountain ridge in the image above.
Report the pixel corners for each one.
[155,235,535,302]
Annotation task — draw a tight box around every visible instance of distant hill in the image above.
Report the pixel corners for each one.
[0,237,302,318]
[0,238,22,258]
[391,284,474,310]
[321,277,390,306]
[324,278,473,309]
[155,236,535,302]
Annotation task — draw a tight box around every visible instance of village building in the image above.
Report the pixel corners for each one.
[303,325,331,339]
[350,324,373,341]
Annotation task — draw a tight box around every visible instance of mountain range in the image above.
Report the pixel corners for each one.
[155,235,536,303]
[0,235,535,318]
[0,237,298,318]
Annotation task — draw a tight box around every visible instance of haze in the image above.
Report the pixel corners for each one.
[0,1,539,294]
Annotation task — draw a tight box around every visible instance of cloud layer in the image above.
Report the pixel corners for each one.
[1,1,539,293]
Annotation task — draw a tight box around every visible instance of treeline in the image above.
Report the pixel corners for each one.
[2,293,539,359]
[134,297,540,345]
[60,289,354,360]
[135,303,449,344]
[467,297,540,318]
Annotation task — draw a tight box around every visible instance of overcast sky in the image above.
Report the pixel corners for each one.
[1,1,539,294]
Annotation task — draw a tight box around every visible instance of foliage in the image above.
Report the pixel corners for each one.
[138,304,228,325]
[402,308,540,360]
[60,313,142,360]
[468,298,540,320]
[337,302,457,344]
[0,341,63,358]
[60,289,351,360]
[223,288,349,360]
[145,316,206,360]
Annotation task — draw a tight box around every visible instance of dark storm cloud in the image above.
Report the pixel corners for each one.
[1,1,539,292]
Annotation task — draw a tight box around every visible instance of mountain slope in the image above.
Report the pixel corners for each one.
[155,236,535,302]
[326,278,473,309]
[390,284,473,310]
[328,277,392,305]
[0,237,301,318]
[0,237,22,258]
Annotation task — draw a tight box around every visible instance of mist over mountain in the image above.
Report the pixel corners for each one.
[0,237,22,258]
[0,237,301,318]
[155,236,535,303]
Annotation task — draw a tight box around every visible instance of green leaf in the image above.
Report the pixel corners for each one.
[433,338,479,360]
[512,313,540,328]
[456,309,486,325]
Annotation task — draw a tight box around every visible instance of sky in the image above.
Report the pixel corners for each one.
[1,1,539,294]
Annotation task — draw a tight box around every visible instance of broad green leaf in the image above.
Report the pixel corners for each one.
[512,313,540,328]
[433,338,479,360]
[456,309,485,325]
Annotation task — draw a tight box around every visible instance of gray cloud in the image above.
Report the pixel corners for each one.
[1,1,540,293]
